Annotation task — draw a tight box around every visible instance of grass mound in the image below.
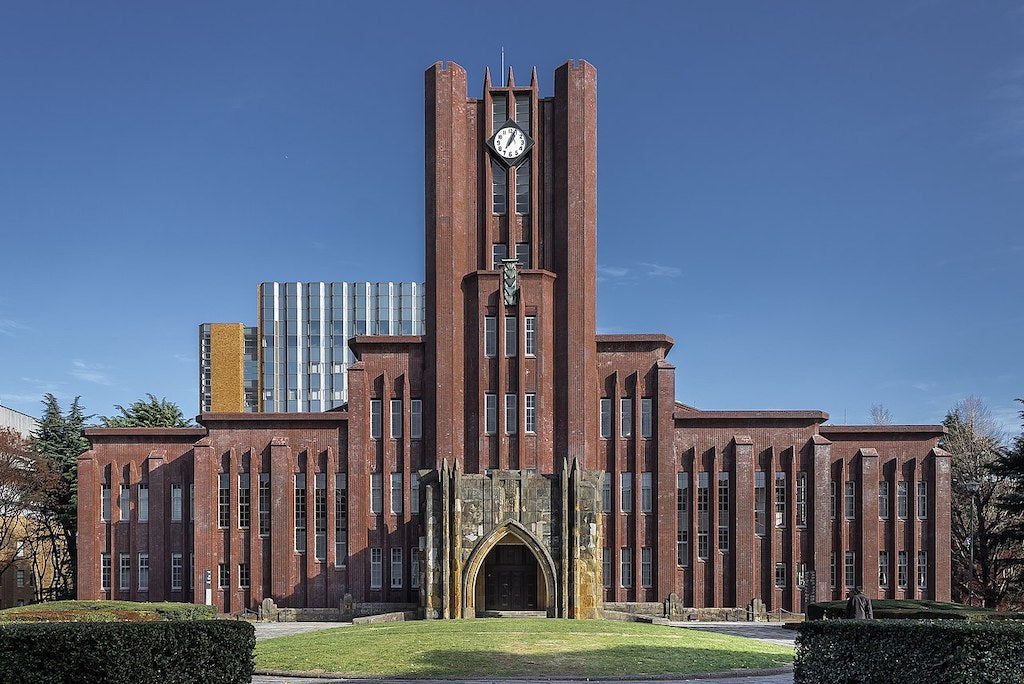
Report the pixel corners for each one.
[0,600,216,623]
[255,618,793,677]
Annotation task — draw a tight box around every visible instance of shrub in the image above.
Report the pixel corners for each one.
[0,620,254,683]
[805,599,997,621]
[795,619,1024,683]
[0,600,216,623]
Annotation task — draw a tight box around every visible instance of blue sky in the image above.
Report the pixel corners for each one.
[1,2,1021,435]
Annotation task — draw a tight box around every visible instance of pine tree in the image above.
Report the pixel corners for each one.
[99,394,191,428]
[992,399,1024,563]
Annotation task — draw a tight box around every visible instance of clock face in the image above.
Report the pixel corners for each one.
[493,126,527,159]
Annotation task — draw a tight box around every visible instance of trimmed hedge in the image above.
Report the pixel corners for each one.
[805,599,997,621]
[0,600,216,623]
[795,619,1024,683]
[0,620,254,683]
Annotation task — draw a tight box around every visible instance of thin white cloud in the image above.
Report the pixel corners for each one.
[640,262,682,278]
[598,264,630,278]
[0,318,29,336]
[70,360,114,386]
[173,353,194,363]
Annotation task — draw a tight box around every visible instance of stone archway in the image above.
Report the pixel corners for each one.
[462,520,558,617]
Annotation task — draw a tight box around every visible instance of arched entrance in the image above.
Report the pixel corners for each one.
[462,520,558,617]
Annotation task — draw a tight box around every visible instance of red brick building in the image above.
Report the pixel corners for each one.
[77,60,951,618]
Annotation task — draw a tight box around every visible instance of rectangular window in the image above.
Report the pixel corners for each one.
[492,93,507,131]
[370,548,383,589]
[620,399,632,437]
[516,242,531,268]
[641,547,653,588]
[515,163,530,214]
[775,562,787,588]
[101,483,111,522]
[410,472,420,514]
[620,547,633,587]
[294,473,307,552]
[917,550,928,589]
[602,472,612,513]
[410,399,422,439]
[119,484,129,521]
[897,481,908,519]
[845,551,856,589]
[138,483,149,522]
[335,473,348,566]
[391,548,403,588]
[676,472,689,566]
[602,548,612,588]
[315,473,327,560]
[170,483,182,522]
[524,394,536,434]
[844,480,856,520]
[259,474,271,537]
[190,483,194,521]
[831,552,837,588]
[879,480,890,519]
[898,550,908,588]
[917,481,928,519]
[697,472,709,559]
[879,551,890,588]
[504,393,517,433]
[239,563,250,589]
[390,399,403,438]
[831,481,838,520]
[16,569,23,587]
[640,472,653,513]
[524,316,536,356]
[600,398,612,439]
[775,471,787,528]
[370,399,382,439]
[119,553,130,591]
[390,473,403,514]
[796,471,807,527]
[101,553,111,591]
[218,474,229,528]
[370,473,383,514]
[504,316,517,357]
[641,398,653,438]
[514,93,530,133]
[754,472,767,536]
[718,472,730,552]
[218,562,228,589]
[484,393,497,435]
[138,553,149,591]
[620,472,633,513]
[171,553,183,591]
[238,473,250,529]
[491,243,508,270]
[484,316,497,357]
[491,159,507,214]
[411,550,420,589]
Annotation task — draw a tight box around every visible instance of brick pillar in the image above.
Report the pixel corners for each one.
[147,451,167,601]
[733,436,754,611]
[858,448,879,598]
[269,437,291,604]
[655,361,677,604]
[811,435,832,605]
[77,452,100,599]
[931,447,952,601]
[192,440,215,605]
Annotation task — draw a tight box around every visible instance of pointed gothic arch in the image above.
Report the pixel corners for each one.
[462,519,558,617]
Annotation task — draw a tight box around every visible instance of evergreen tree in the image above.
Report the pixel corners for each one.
[992,399,1024,561]
[99,394,191,428]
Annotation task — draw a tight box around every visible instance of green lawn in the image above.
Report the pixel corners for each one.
[255,618,794,677]
[0,600,215,622]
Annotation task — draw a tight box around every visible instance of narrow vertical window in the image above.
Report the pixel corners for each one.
[218,474,229,528]
[676,472,689,566]
[515,242,531,268]
[620,547,633,587]
[491,159,507,215]
[335,473,348,566]
[370,473,383,514]
[138,553,149,591]
[238,473,250,529]
[879,481,890,519]
[600,398,612,438]
[775,562,787,588]
[119,553,130,591]
[484,316,497,357]
[138,483,149,522]
[897,481,908,519]
[640,547,653,588]
[917,481,928,519]
[641,398,653,438]
[620,472,633,513]
[754,472,767,536]
[917,550,928,589]
[190,483,194,521]
[504,393,517,433]
[101,483,111,522]
[602,548,612,587]
[370,548,383,589]
[101,553,111,591]
[796,471,807,527]
[294,473,307,552]
[370,399,382,439]
[640,472,653,513]
[410,472,420,514]
[830,481,838,520]
[797,562,806,588]
[391,548,403,588]
[390,399,403,438]
[170,483,182,522]
[390,473,403,514]
[410,399,422,439]
[620,399,633,437]
[119,484,129,521]
[879,551,890,588]
[697,472,709,559]
[718,472,730,552]
[844,480,856,519]
[171,553,183,591]
[845,551,856,588]
[259,474,271,537]
[898,551,908,588]
[775,471,787,528]
[492,93,507,132]
[524,316,536,356]
[218,562,228,589]
[239,563,250,589]
[484,393,497,435]
[514,93,529,133]
[491,243,507,270]
[524,394,536,434]
[504,316,517,357]
[602,472,612,513]
[830,552,837,588]
[515,162,530,214]
[314,473,327,560]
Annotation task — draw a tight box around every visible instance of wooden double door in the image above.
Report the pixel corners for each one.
[483,545,539,611]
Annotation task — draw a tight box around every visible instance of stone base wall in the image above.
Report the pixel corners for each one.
[604,602,665,616]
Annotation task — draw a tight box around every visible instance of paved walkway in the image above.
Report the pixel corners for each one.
[666,621,797,649]
[254,621,352,641]
[254,677,792,684]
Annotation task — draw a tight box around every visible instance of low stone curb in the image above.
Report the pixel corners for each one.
[253,665,795,681]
